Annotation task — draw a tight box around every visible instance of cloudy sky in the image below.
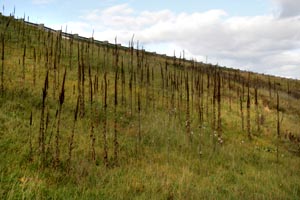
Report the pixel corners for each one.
[2,0,300,79]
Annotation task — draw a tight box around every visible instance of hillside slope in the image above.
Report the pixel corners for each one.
[1,14,300,199]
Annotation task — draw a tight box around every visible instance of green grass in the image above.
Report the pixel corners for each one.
[0,14,300,199]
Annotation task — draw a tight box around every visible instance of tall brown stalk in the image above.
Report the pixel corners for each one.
[54,68,66,169]
[246,73,251,140]
[39,72,49,167]
[1,19,11,95]
[217,72,222,144]
[33,48,36,87]
[67,96,79,172]
[22,44,26,85]
[103,72,108,167]
[88,65,95,162]
[114,39,119,165]
[29,111,33,162]
[185,73,191,144]
[1,33,4,95]
[254,83,260,132]
[276,90,280,162]
[240,94,244,131]
[137,90,142,154]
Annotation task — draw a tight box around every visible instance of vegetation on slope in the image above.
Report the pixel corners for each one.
[0,14,300,199]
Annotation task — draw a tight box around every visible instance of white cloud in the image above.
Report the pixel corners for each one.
[272,0,300,18]
[81,4,174,30]
[54,3,300,79]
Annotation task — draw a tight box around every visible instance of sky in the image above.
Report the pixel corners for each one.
[2,0,300,79]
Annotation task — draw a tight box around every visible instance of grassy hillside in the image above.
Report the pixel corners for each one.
[1,14,300,199]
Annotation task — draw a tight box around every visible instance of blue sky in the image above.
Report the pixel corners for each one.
[2,0,300,79]
[2,0,269,22]
[2,0,271,23]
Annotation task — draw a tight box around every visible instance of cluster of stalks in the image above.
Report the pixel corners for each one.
[0,14,293,171]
